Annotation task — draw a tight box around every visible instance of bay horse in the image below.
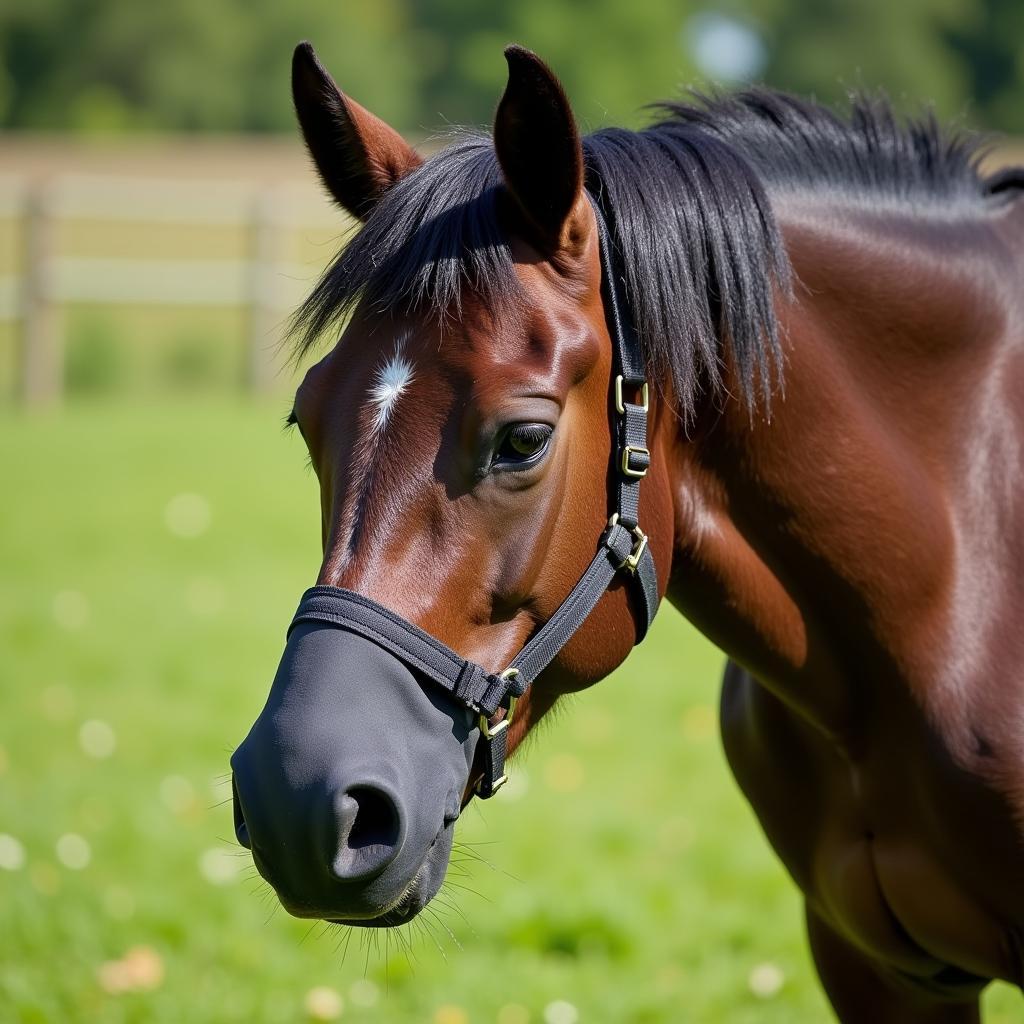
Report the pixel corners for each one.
[231,41,1024,1022]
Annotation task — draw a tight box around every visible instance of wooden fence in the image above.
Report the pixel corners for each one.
[3,140,1021,407]
[0,173,341,405]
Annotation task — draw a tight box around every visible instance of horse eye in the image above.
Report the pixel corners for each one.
[494,423,553,467]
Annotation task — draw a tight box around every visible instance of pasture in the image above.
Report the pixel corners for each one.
[1,400,1019,1023]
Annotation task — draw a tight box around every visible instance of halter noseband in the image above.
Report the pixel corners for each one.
[286,194,659,797]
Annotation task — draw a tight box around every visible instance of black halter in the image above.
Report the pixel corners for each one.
[286,194,660,797]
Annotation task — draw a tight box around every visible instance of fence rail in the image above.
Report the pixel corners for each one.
[0,174,341,404]
[5,141,1021,406]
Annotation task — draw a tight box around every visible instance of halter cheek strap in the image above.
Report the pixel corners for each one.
[287,194,660,798]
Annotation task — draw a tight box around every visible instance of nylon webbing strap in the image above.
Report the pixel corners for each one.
[290,588,519,718]
[286,191,660,798]
[590,195,659,620]
[288,518,647,719]
[475,721,509,799]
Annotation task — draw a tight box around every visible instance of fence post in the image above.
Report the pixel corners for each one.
[246,188,283,394]
[19,185,61,406]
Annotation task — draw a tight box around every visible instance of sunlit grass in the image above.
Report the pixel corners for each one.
[0,400,1019,1022]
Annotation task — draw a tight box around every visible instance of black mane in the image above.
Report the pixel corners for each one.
[291,89,993,418]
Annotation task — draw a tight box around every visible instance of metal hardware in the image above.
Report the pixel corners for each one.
[476,669,520,793]
[623,530,648,573]
[478,715,508,739]
[621,444,650,478]
[608,514,648,574]
[615,375,649,414]
[478,669,519,739]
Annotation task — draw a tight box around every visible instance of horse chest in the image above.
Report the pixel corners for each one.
[813,822,1015,984]
[720,661,1024,987]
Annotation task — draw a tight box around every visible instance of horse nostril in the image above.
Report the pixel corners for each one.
[330,785,404,883]
[232,776,251,850]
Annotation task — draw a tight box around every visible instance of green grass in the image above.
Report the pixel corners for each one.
[0,401,1019,1023]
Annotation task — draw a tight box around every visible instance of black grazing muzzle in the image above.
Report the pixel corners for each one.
[231,619,478,924]
[231,195,661,927]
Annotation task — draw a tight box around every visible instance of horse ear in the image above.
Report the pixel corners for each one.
[291,42,422,220]
[494,46,587,253]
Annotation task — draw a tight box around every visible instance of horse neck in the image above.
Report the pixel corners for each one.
[658,194,1019,736]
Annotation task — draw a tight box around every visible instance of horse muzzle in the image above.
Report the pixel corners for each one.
[230,620,479,923]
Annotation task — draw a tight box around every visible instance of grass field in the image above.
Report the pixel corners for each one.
[1,400,1020,1023]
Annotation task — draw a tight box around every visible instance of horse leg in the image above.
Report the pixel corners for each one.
[806,905,982,1023]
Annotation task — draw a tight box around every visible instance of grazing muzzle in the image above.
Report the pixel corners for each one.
[230,621,478,923]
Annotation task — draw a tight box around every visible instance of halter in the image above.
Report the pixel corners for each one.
[286,194,660,797]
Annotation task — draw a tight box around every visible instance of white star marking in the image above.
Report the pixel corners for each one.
[367,336,414,435]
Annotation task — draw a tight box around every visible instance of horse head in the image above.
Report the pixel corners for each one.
[230,42,672,925]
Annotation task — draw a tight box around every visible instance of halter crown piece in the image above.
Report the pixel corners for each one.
[286,193,660,797]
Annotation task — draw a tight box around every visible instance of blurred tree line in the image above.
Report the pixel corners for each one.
[1,0,1021,135]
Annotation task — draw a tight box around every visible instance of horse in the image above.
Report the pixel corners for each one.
[230,41,1024,1022]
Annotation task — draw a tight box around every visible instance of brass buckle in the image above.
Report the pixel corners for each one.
[607,514,648,574]
[477,669,520,795]
[478,668,519,740]
[615,375,649,415]
[621,444,650,478]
